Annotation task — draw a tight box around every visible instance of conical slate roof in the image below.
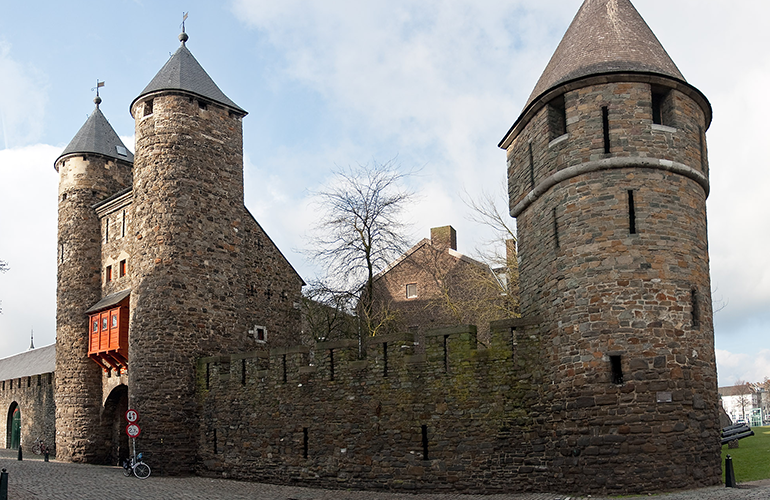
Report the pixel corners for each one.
[526,0,685,108]
[56,101,134,166]
[131,34,246,116]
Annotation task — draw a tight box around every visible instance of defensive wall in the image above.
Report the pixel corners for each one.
[196,321,550,493]
[0,371,56,455]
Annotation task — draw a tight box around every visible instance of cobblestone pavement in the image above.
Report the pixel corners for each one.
[1,451,769,500]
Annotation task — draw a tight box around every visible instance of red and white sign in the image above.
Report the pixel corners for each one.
[125,409,139,423]
[126,423,141,438]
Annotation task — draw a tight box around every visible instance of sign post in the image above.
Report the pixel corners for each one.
[125,409,140,463]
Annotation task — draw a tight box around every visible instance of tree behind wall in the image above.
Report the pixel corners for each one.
[305,160,414,341]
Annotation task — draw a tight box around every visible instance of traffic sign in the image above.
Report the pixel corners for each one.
[126,423,141,438]
[125,409,139,423]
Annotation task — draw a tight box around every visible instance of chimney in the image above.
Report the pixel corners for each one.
[430,226,457,250]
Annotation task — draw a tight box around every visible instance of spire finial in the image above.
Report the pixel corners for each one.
[29,328,34,350]
[179,12,189,44]
[91,80,105,107]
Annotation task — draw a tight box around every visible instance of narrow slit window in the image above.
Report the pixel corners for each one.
[329,349,335,381]
[421,425,429,460]
[443,335,449,374]
[122,210,126,237]
[552,207,560,249]
[628,190,637,234]
[119,260,126,277]
[382,342,388,377]
[144,99,153,117]
[105,218,109,242]
[213,429,218,454]
[652,91,665,125]
[610,355,623,384]
[106,265,112,283]
[691,288,700,329]
[528,142,535,189]
[602,106,610,154]
[282,354,287,383]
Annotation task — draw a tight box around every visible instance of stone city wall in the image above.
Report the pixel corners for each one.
[196,323,549,493]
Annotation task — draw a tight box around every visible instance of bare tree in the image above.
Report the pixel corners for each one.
[733,380,753,421]
[306,160,415,339]
[462,185,520,315]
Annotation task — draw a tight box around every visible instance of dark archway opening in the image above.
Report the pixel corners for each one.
[6,403,20,450]
[102,385,129,465]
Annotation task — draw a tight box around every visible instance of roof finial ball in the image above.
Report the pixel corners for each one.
[94,95,102,107]
[179,11,189,45]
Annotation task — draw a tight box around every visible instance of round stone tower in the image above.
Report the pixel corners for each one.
[127,32,249,473]
[500,0,720,492]
[54,96,133,461]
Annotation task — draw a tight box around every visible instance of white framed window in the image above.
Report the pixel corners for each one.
[250,325,267,343]
[406,283,417,299]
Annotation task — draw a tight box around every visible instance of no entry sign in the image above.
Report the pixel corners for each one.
[126,423,141,438]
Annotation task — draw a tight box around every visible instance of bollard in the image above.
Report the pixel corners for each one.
[0,468,7,500]
[44,446,49,462]
[17,445,22,461]
[725,454,736,487]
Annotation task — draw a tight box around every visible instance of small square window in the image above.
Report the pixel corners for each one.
[251,326,267,343]
[406,283,417,299]
[106,266,112,282]
[119,260,127,277]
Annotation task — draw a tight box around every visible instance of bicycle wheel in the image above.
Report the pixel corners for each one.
[32,443,42,455]
[134,462,151,479]
[123,465,132,477]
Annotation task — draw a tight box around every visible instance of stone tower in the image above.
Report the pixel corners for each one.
[127,31,252,473]
[500,0,720,492]
[54,96,134,461]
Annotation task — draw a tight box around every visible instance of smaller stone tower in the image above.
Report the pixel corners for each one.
[54,95,133,462]
[500,0,720,493]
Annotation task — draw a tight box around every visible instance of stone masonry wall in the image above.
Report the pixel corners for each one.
[0,373,56,455]
[197,324,548,493]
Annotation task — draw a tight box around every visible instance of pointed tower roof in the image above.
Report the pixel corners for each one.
[500,0,710,148]
[131,32,247,117]
[55,97,134,168]
[525,0,684,107]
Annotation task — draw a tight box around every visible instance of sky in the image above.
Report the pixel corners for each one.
[0,0,768,387]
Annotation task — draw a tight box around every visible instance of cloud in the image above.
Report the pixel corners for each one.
[0,144,60,358]
[0,41,49,149]
[717,348,770,387]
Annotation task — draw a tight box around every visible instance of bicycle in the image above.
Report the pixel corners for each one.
[31,438,46,456]
[122,452,151,479]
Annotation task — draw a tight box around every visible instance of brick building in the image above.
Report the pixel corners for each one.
[3,0,723,494]
[370,225,516,343]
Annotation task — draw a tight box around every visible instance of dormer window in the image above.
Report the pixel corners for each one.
[651,87,673,127]
[144,99,153,117]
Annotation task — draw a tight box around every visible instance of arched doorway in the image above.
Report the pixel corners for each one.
[102,385,129,465]
[6,403,20,450]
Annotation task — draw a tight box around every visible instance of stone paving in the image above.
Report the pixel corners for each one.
[1,450,769,500]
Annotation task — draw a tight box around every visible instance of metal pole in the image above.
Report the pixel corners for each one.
[0,468,8,500]
[725,454,736,487]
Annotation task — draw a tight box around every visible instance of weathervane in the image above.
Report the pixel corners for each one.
[91,79,105,97]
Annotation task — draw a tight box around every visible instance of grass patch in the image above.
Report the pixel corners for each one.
[722,426,770,483]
